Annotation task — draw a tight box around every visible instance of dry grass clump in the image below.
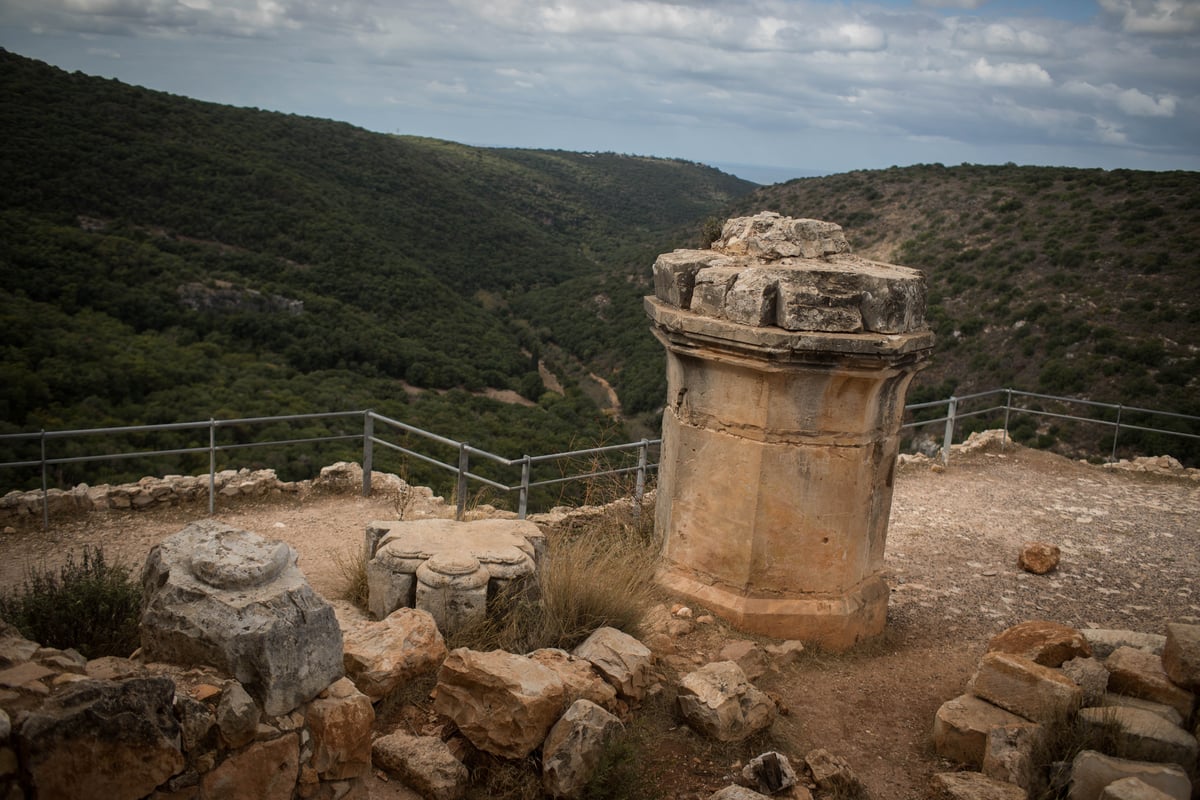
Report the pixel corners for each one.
[449,519,658,654]
[1031,705,1126,800]
[330,545,369,608]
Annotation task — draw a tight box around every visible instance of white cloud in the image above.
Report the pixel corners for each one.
[1063,79,1178,117]
[916,0,988,8]
[968,56,1052,87]
[1098,0,1200,34]
[953,21,1054,55]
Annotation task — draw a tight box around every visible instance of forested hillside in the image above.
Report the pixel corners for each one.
[724,165,1200,460]
[0,50,753,490]
[3,48,1198,491]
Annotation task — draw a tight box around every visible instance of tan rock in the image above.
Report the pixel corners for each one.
[1099,693,1185,727]
[542,699,624,799]
[717,640,768,681]
[572,627,652,701]
[433,648,566,758]
[372,732,468,800]
[341,608,447,701]
[528,648,619,713]
[969,652,1083,722]
[1068,750,1191,800]
[804,748,861,792]
[1018,542,1060,574]
[677,662,776,742]
[1077,707,1198,772]
[982,723,1042,795]
[988,620,1092,667]
[930,771,1027,799]
[1105,646,1196,721]
[933,693,1031,767]
[1099,777,1180,800]
[1161,622,1200,692]
[201,733,299,800]
[306,678,374,780]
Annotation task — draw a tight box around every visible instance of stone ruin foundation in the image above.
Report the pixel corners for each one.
[647,212,934,649]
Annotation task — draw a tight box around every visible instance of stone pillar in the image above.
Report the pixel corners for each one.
[646,212,934,649]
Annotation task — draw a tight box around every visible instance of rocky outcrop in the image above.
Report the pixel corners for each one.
[140,521,344,716]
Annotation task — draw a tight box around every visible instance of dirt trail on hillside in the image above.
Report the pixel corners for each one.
[2,442,1197,799]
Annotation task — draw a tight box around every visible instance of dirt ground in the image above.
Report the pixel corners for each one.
[2,440,1198,800]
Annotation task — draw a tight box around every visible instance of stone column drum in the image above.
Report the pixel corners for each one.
[646,213,934,649]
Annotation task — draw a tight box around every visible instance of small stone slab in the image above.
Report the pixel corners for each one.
[677,662,776,742]
[969,652,1083,722]
[373,732,469,800]
[1105,646,1196,721]
[933,693,1031,767]
[1068,750,1191,800]
[572,627,652,702]
[1100,693,1185,727]
[930,771,1026,799]
[1100,777,1180,800]
[1077,707,1198,772]
[988,620,1092,667]
[1084,630,1166,660]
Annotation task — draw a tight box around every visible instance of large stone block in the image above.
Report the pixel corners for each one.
[676,661,776,742]
[16,676,184,800]
[969,652,1084,722]
[988,620,1092,667]
[433,648,566,759]
[929,771,1026,799]
[933,693,1032,767]
[1105,646,1196,721]
[306,677,374,780]
[140,521,344,716]
[1077,707,1198,773]
[340,607,446,702]
[542,699,624,799]
[1162,623,1200,692]
[200,732,299,800]
[572,627,652,702]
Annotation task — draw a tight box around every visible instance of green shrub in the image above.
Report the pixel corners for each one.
[0,546,142,658]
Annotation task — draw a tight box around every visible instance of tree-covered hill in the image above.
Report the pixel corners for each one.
[0,49,754,490]
[722,164,1200,460]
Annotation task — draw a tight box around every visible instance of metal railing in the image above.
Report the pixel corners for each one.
[902,388,1200,466]
[0,410,660,529]
[3,388,1197,529]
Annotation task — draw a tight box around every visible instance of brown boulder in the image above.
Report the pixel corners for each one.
[1018,542,1060,574]
[988,620,1092,667]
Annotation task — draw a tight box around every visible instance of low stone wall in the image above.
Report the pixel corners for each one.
[0,461,443,525]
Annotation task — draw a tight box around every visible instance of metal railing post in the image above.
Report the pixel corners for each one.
[1001,389,1012,449]
[40,430,49,531]
[518,455,531,520]
[1110,404,1123,463]
[455,443,469,521]
[633,438,649,520]
[208,419,216,515]
[942,396,958,466]
[362,411,374,497]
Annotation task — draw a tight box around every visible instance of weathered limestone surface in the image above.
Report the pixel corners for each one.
[306,677,374,781]
[1162,623,1200,692]
[648,212,933,648]
[933,693,1031,767]
[1068,750,1192,800]
[1100,777,1181,800]
[433,648,567,759]
[1076,707,1198,772]
[140,521,344,716]
[982,723,1042,794]
[930,771,1027,799]
[372,732,469,800]
[969,652,1084,722]
[340,607,447,702]
[677,661,776,742]
[572,627,653,702]
[1085,630,1167,659]
[541,699,624,799]
[1105,646,1196,721]
[1018,542,1061,574]
[200,732,299,800]
[741,751,798,795]
[529,648,619,713]
[988,620,1092,667]
[15,676,185,800]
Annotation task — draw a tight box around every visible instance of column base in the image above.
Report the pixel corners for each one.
[656,566,890,651]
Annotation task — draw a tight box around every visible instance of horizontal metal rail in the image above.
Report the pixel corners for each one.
[3,387,1195,529]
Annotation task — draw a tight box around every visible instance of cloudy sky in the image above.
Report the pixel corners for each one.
[2,0,1198,182]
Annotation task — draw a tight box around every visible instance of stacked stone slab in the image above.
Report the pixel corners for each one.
[647,211,934,648]
[932,620,1199,799]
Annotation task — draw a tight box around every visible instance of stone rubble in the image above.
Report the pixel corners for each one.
[933,618,1200,800]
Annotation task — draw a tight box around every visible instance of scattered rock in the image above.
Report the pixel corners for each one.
[572,627,653,702]
[216,681,260,749]
[16,676,185,800]
[677,662,776,742]
[717,640,768,682]
[1099,776,1181,800]
[529,649,619,713]
[1068,750,1191,800]
[306,677,374,780]
[740,751,797,795]
[542,699,624,799]
[339,607,446,702]
[981,723,1041,794]
[1018,542,1060,575]
[708,786,773,800]
[763,641,805,670]
[804,748,862,793]
[933,693,1031,767]
[1063,657,1111,706]
[433,648,566,759]
[988,620,1092,667]
[372,732,469,800]
[200,732,299,800]
[929,771,1026,799]
[1083,630,1166,660]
